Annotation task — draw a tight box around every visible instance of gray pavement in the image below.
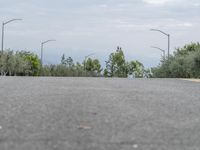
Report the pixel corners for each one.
[0,77,200,150]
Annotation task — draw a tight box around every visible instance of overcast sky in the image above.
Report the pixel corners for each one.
[0,0,199,67]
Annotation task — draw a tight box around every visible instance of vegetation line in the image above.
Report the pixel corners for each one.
[0,43,200,78]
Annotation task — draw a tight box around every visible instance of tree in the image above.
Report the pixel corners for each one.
[92,59,102,74]
[127,60,145,78]
[105,53,115,77]
[85,58,102,76]
[152,42,200,78]
[105,46,127,77]
[75,62,84,76]
[0,50,40,76]
[104,46,147,78]
[1,50,12,75]
[61,54,66,65]
[103,68,109,77]
[66,57,74,67]
[18,51,40,76]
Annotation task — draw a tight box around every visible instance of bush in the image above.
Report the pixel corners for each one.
[152,43,200,78]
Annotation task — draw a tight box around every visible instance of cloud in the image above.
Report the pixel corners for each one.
[143,0,176,5]
[0,0,200,67]
[193,3,200,7]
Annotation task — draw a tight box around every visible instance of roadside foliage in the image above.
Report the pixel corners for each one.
[0,47,152,78]
[0,50,40,76]
[104,47,151,78]
[152,43,200,78]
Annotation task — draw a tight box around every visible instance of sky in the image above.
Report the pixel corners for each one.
[0,0,200,68]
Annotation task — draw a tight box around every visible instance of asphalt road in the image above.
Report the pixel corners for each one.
[0,77,200,150]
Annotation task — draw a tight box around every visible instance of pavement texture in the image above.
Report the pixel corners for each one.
[181,79,200,83]
[0,77,200,150]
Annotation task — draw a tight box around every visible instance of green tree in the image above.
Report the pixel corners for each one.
[66,57,74,67]
[152,42,200,78]
[0,50,15,76]
[61,54,66,65]
[18,51,41,76]
[128,60,145,78]
[85,58,102,76]
[105,47,127,77]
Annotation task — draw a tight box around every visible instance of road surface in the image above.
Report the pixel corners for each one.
[0,77,199,150]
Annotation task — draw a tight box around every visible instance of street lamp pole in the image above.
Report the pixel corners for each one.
[1,23,4,54]
[151,46,166,61]
[168,34,170,58]
[150,29,170,59]
[41,40,56,66]
[1,19,22,54]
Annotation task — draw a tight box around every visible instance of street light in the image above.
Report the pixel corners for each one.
[41,40,56,66]
[1,19,23,53]
[84,53,95,70]
[151,46,166,61]
[150,29,170,59]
